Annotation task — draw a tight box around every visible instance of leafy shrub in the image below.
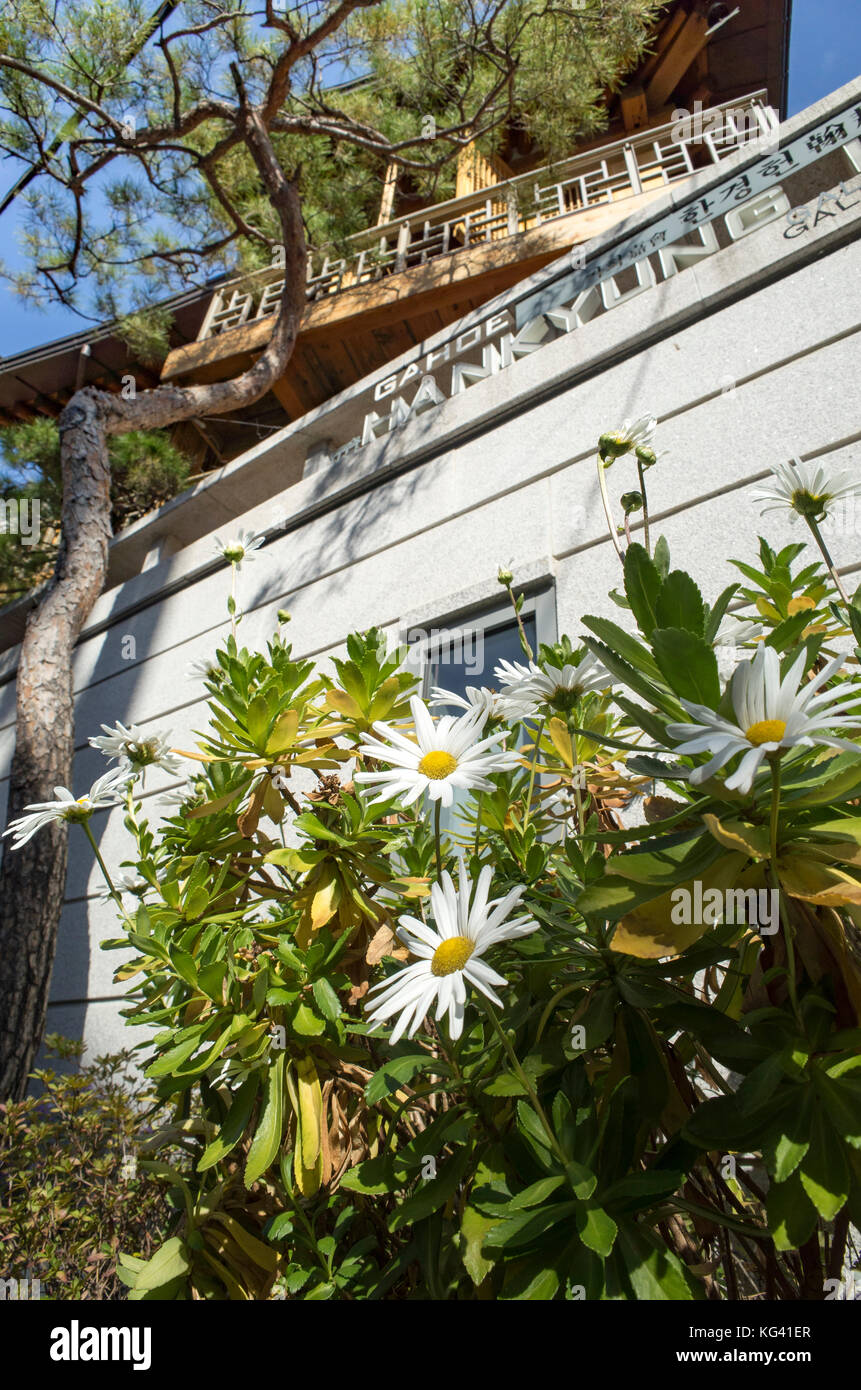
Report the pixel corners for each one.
[13,427,861,1300]
[0,1037,184,1299]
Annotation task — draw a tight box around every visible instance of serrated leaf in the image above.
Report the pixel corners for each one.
[651,627,720,707]
[655,571,705,636]
[624,543,662,638]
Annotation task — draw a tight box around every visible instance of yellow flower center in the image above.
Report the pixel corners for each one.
[431,936,475,977]
[745,719,787,746]
[418,750,458,780]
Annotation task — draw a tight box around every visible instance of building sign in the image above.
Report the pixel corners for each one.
[326,101,861,468]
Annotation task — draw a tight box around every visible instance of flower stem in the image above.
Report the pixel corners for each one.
[503,582,534,660]
[767,755,802,1026]
[768,755,781,867]
[482,999,567,1167]
[597,456,624,563]
[804,514,852,609]
[83,820,130,921]
[522,718,545,833]
[637,458,651,556]
[433,800,442,878]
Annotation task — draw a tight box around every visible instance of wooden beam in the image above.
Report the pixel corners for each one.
[645,11,710,110]
[638,7,687,84]
[269,372,310,421]
[619,83,649,133]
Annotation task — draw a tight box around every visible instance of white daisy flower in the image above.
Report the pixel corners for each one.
[354,694,520,808]
[666,644,861,794]
[752,459,861,525]
[714,617,765,647]
[429,683,530,723]
[212,528,265,567]
[714,616,765,683]
[89,721,182,776]
[494,653,610,715]
[3,768,129,850]
[187,655,221,683]
[599,415,657,463]
[99,869,147,900]
[159,781,200,809]
[365,861,539,1042]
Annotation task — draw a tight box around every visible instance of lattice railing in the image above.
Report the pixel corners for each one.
[197,93,774,340]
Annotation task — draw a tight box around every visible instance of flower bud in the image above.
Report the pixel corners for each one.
[635,445,657,469]
[620,490,644,516]
[497,568,514,588]
[599,432,629,464]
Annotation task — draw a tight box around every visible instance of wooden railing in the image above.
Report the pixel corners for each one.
[197,92,774,340]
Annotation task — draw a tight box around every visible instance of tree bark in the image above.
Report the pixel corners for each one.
[0,114,306,1098]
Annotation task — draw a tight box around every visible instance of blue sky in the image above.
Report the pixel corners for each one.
[0,0,858,358]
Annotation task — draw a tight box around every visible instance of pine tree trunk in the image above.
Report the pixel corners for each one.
[0,395,113,1097]
[0,121,305,1098]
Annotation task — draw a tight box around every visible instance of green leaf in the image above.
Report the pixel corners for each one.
[763,1086,813,1182]
[651,627,721,708]
[499,1257,560,1300]
[788,756,861,808]
[583,638,679,717]
[246,694,271,748]
[291,1002,326,1037]
[311,978,341,1023]
[655,571,705,636]
[461,1205,496,1286]
[704,584,740,642]
[339,1153,399,1195]
[624,543,662,638]
[798,1108,849,1221]
[365,1050,442,1104]
[388,1146,472,1231]
[483,1202,579,1251]
[653,535,671,579]
[813,1070,861,1148]
[576,1205,617,1257]
[507,1176,566,1210]
[616,1225,698,1300]
[128,1237,190,1293]
[766,1169,818,1251]
[515,1099,554,1155]
[484,1070,528,1096]
[198,1072,261,1172]
[581,615,662,680]
[244,1051,285,1188]
[600,1170,684,1210]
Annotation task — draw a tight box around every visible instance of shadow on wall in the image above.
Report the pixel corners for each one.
[5,399,447,1075]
